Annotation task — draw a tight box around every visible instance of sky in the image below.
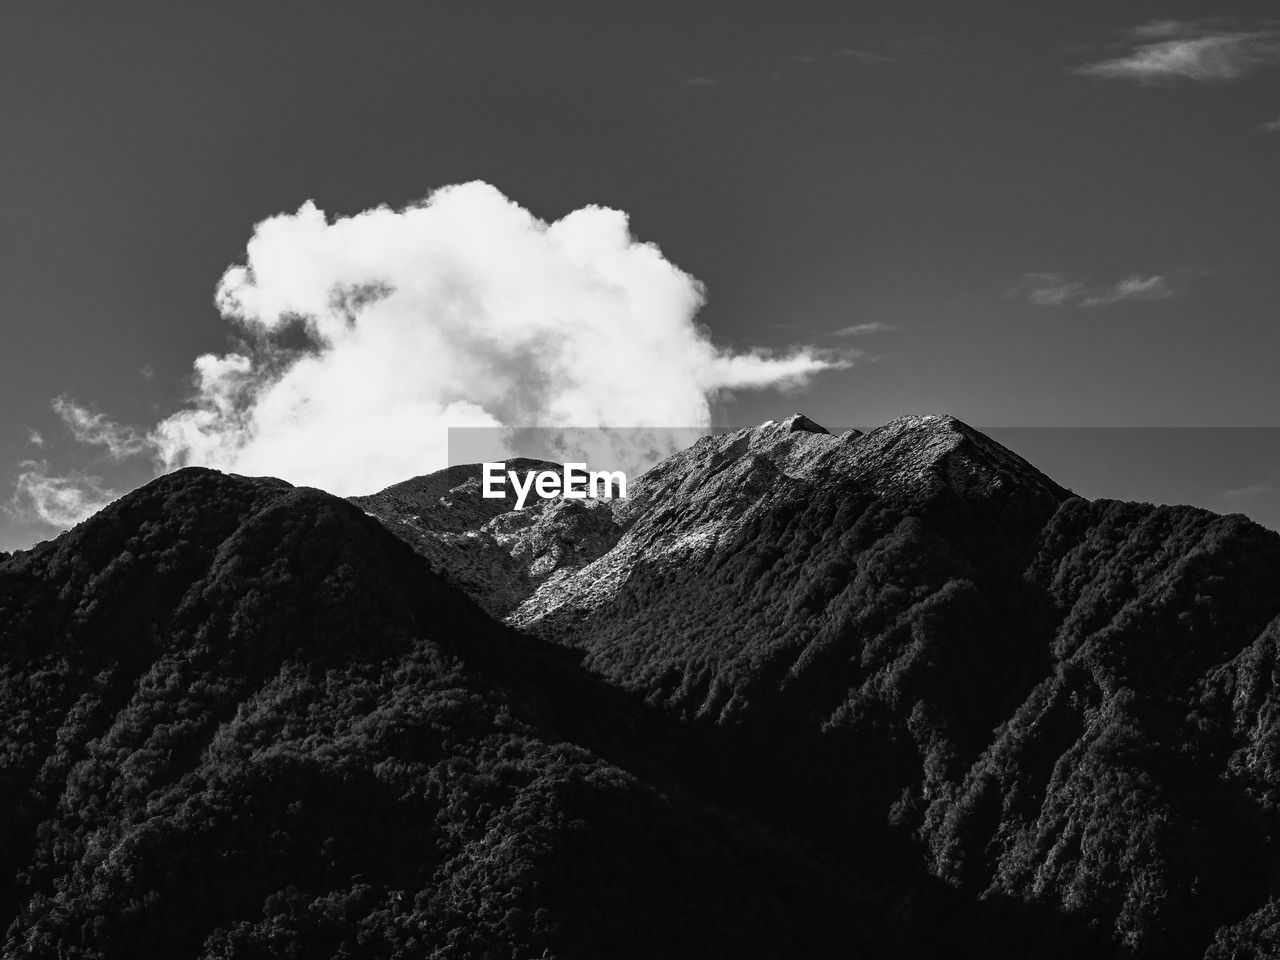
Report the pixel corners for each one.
[2,1,1279,549]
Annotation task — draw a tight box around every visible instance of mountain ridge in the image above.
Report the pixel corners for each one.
[0,465,904,959]
[6,418,1280,957]
[354,414,1280,959]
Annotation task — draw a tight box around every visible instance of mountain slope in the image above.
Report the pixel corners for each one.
[349,458,618,619]
[360,414,1280,960]
[0,467,899,960]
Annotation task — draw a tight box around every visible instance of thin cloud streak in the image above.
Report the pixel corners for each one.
[1009,273,1183,308]
[1081,275,1179,308]
[794,44,915,68]
[1078,21,1280,84]
[709,36,936,88]
[52,397,152,460]
[1221,482,1274,502]
[1008,273,1084,307]
[832,322,895,337]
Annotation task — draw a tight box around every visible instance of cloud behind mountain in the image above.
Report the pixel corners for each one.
[15,183,847,526]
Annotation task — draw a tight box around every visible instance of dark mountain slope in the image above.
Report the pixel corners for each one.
[0,468,898,960]
[360,415,1280,960]
[929,500,1280,957]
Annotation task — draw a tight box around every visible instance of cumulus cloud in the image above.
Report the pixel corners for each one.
[7,462,118,528]
[25,181,847,516]
[1078,21,1280,84]
[1009,272,1183,308]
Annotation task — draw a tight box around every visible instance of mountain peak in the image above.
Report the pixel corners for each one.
[760,413,829,436]
[344,413,1073,623]
[846,413,1070,504]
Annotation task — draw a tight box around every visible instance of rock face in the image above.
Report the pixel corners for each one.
[358,414,1280,960]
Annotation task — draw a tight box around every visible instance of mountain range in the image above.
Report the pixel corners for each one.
[3,414,1280,958]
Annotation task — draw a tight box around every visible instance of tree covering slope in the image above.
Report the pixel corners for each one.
[360,415,1280,959]
[0,467,898,959]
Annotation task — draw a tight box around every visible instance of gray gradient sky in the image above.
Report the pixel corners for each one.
[3,1,1279,548]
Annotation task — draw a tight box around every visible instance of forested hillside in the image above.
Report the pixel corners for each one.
[5,416,1280,957]
[359,415,1280,959]
[0,468,901,959]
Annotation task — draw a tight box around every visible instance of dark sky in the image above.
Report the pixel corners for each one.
[3,1,1279,548]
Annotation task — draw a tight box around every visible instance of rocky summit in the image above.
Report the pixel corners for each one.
[2,415,1280,958]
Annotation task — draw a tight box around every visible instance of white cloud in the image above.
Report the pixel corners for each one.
[1078,22,1280,84]
[1009,272,1183,308]
[7,462,117,528]
[1260,117,1280,132]
[26,181,848,513]
[28,430,44,448]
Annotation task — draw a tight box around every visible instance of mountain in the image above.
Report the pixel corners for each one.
[0,467,902,959]
[5,416,1280,958]
[356,414,1280,960]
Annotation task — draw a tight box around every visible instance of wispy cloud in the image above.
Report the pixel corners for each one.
[6,462,117,528]
[703,36,939,89]
[1221,482,1274,502]
[1008,272,1185,308]
[1259,116,1280,132]
[832,322,895,337]
[1078,20,1280,84]
[1010,273,1085,307]
[790,37,932,71]
[52,397,153,459]
[1080,275,1179,307]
